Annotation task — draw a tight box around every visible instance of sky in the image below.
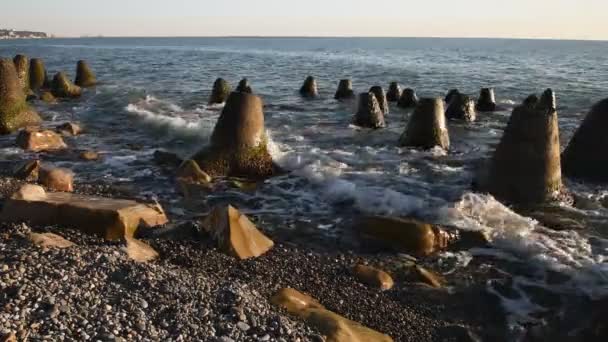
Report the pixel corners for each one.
[2,0,607,40]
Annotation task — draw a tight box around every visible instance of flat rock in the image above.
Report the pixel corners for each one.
[352,264,394,291]
[123,237,159,262]
[28,232,75,249]
[16,128,67,152]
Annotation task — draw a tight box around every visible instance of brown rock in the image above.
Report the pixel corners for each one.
[208,78,231,104]
[300,76,318,98]
[29,58,48,91]
[353,92,385,129]
[0,184,168,240]
[0,332,16,342]
[397,88,418,109]
[411,265,444,288]
[40,91,57,103]
[176,159,212,184]
[13,159,41,181]
[39,167,74,192]
[123,237,159,262]
[74,60,97,87]
[446,93,476,122]
[369,86,389,115]
[56,122,83,136]
[202,204,274,259]
[399,98,450,151]
[0,58,42,134]
[386,82,402,102]
[13,54,29,93]
[270,288,325,315]
[28,232,75,249]
[50,72,82,98]
[334,79,355,100]
[16,128,67,152]
[79,150,100,161]
[352,264,394,290]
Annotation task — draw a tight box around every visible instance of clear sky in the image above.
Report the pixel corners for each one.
[2,0,607,40]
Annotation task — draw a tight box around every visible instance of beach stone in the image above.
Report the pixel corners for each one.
[236,78,253,94]
[0,332,16,342]
[0,184,168,240]
[29,58,48,91]
[476,88,497,112]
[209,78,231,104]
[51,72,82,98]
[477,89,565,206]
[386,82,402,102]
[271,288,325,314]
[13,159,41,181]
[40,91,57,103]
[399,98,450,151]
[39,167,74,192]
[28,232,75,249]
[562,98,608,182]
[123,237,159,262]
[369,86,389,115]
[445,89,460,104]
[176,159,212,184]
[352,264,394,290]
[446,93,476,122]
[202,204,274,259]
[74,60,97,87]
[300,76,318,98]
[192,92,278,180]
[13,54,30,94]
[153,150,183,167]
[397,88,418,109]
[353,92,385,129]
[334,79,355,100]
[410,265,444,288]
[56,122,83,136]
[16,128,67,152]
[79,150,100,161]
[0,58,42,134]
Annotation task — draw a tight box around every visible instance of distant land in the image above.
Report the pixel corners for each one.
[0,29,49,39]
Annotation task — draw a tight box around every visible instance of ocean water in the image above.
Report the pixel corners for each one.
[1,37,608,331]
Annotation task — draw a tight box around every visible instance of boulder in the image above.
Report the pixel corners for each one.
[0,332,16,342]
[397,88,418,109]
[334,79,355,100]
[176,159,212,184]
[79,150,100,161]
[352,264,394,290]
[369,86,389,115]
[51,72,82,98]
[0,58,42,134]
[562,98,608,182]
[0,184,168,240]
[13,54,29,94]
[123,237,159,262]
[208,78,231,104]
[74,60,97,87]
[56,122,83,136]
[236,78,253,94]
[476,88,497,112]
[39,167,74,192]
[16,128,67,152]
[353,92,385,129]
[192,92,277,180]
[28,232,75,249]
[13,159,40,181]
[399,98,450,151]
[445,89,460,104]
[40,91,57,103]
[410,265,444,288]
[29,58,48,91]
[445,93,476,122]
[271,288,325,314]
[201,204,274,259]
[477,89,565,206]
[299,76,318,98]
[386,82,402,102]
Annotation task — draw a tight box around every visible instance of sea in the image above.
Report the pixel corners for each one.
[1,37,607,336]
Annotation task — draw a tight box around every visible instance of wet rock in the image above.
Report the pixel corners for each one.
[13,159,41,181]
[386,82,402,102]
[153,149,183,167]
[39,91,57,103]
[445,89,460,104]
[476,88,497,112]
[352,264,394,290]
[13,54,30,94]
[208,78,231,104]
[0,58,42,134]
[236,78,253,94]
[29,58,48,91]
[51,72,82,98]
[370,86,389,115]
[353,92,386,129]
[192,92,278,180]
[410,265,444,288]
[0,184,168,240]
[16,128,67,152]
[476,89,566,206]
[176,159,213,194]
[300,76,318,98]
[123,237,159,262]
[79,150,100,161]
[399,98,450,151]
[562,98,608,182]
[271,288,325,314]
[446,93,476,122]
[28,232,75,249]
[39,167,74,192]
[56,122,83,136]
[202,204,274,259]
[397,88,418,109]
[334,79,355,100]
[74,60,97,87]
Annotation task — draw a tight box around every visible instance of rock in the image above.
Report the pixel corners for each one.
[562,98,608,182]
[476,88,497,112]
[353,92,385,129]
[13,159,41,181]
[153,150,183,167]
[16,128,67,152]
[123,237,159,262]
[50,72,82,98]
[236,78,253,94]
[270,288,325,314]
[410,265,444,288]
[40,91,57,103]
[352,264,394,290]
[192,92,278,180]
[445,93,476,122]
[0,184,168,240]
[29,58,48,91]
[445,89,460,104]
[476,89,565,206]
[79,150,100,161]
[39,167,74,192]
[299,76,318,98]
[357,216,451,256]
[28,232,75,249]
[56,122,83,136]
[334,79,355,100]
[0,58,42,134]
[386,82,402,102]
[201,204,274,259]
[397,88,418,109]
[176,159,212,183]
[369,86,389,115]
[0,332,16,342]
[208,78,231,104]
[13,54,29,93]
[74,60,97,87]
[399,98,450,151]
